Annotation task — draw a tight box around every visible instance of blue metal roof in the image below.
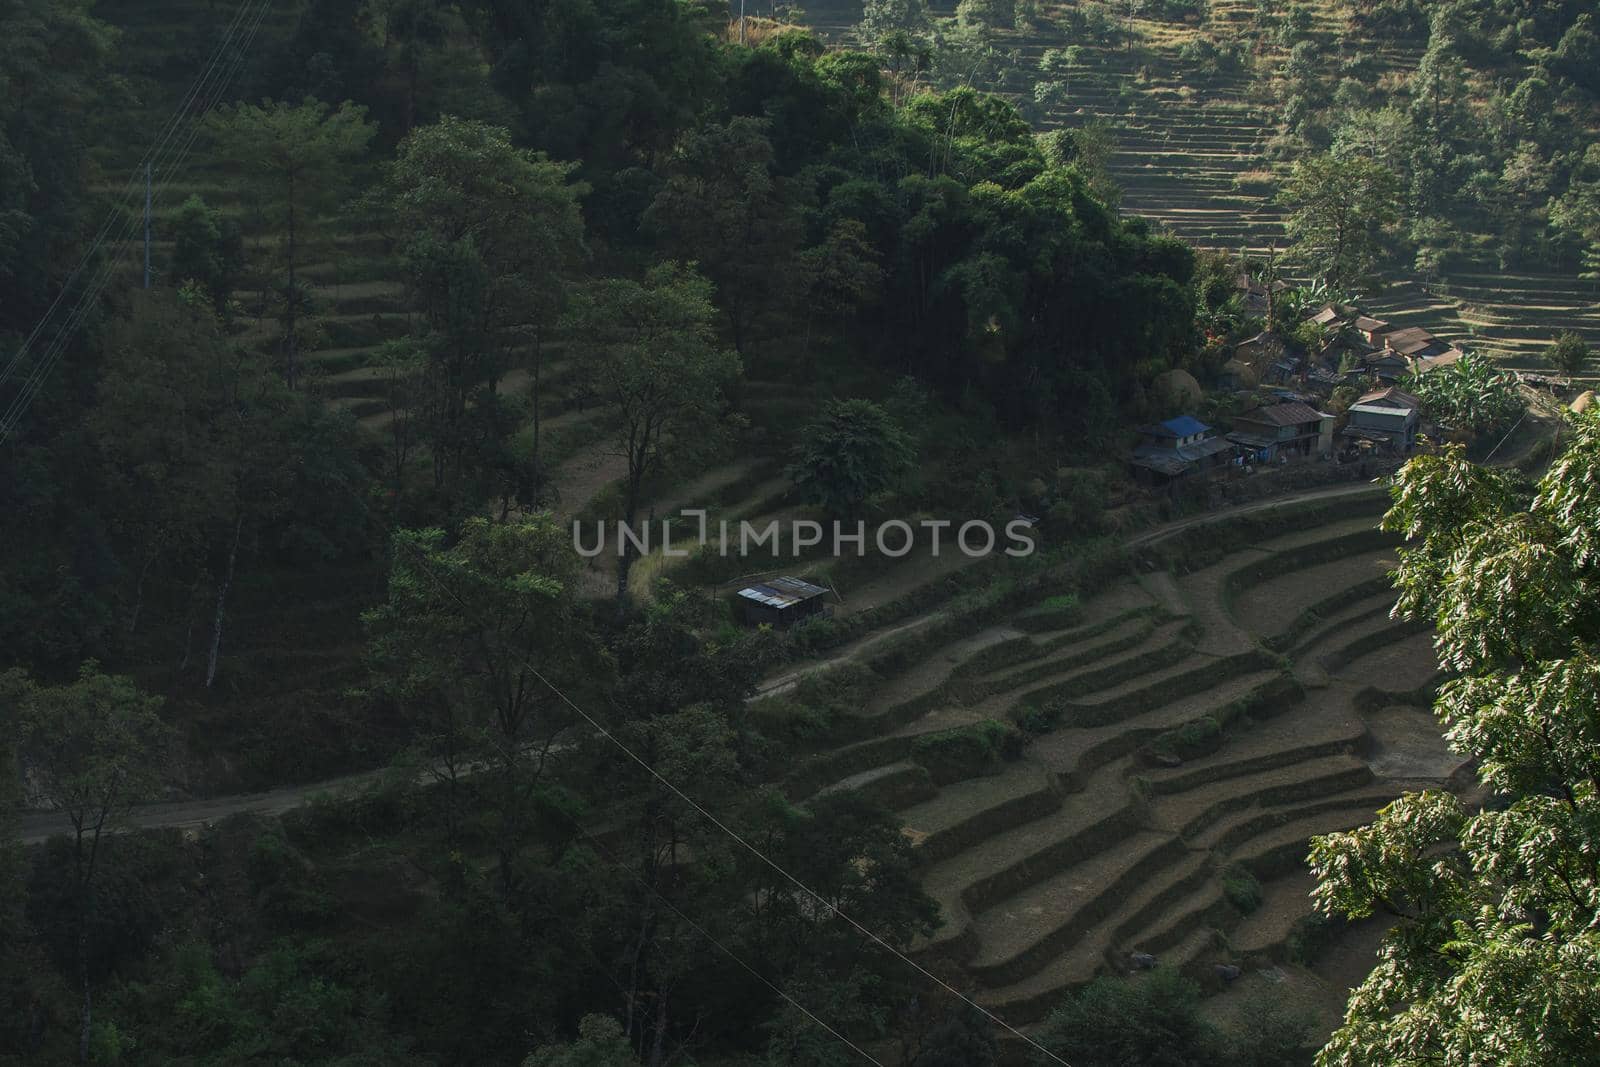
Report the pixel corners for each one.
[1157,415,1210,438]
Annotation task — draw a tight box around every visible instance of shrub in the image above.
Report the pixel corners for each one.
[1148,716,1222,762]
[1036,967,1223,1066]
[1232,169,1277,195]
[1286,911,1345,964]
[910,719,1022,784]
[1222,865,1264,914]
[1015,703,1059,736]
[1014,592,1083,631]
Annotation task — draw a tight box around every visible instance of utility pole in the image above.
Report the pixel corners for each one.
[143,161,152,289]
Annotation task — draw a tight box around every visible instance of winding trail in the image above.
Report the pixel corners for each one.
[14,479,1393,846]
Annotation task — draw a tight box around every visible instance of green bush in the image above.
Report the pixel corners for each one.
[910,719,1022,785]
[1149,716,1223,761]
[1014,592,1083,632]
[1287,911,1345,965]
[1222,865,1264,914]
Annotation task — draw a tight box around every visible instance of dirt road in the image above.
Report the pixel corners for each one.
[12,479,1393,845]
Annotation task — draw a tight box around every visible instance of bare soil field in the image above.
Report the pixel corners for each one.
[772,496,1458,1035]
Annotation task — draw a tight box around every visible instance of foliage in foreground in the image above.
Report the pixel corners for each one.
[1309,414,1600,1065]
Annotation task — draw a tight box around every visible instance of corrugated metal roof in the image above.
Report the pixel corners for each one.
[1349,403,1413,418]
[1159,415,1211,438]
[1236,401,1327,427]
[737,576,829,609]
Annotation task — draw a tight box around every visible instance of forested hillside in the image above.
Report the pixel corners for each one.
[3,2,1597,1066]
[807,0,1600,373]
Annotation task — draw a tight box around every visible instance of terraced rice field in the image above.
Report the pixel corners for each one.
[770,496,1461,1031]
[805,0,1599,373]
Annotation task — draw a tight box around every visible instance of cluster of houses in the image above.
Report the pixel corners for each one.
[1131,297,1451,485]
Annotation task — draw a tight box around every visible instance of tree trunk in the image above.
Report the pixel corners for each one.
[649,992,669,1067]
[286,171,298,391]
[530,328,544,506]
[205,512,244,689]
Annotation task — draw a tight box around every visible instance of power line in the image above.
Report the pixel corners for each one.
[0,0,274,442]
[571,821,883,1064]
[0,0,269,437]
[360,498,1073,1066]
[0,0,261,394]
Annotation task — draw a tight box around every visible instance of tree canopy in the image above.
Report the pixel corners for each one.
[1310,419,1600,1065]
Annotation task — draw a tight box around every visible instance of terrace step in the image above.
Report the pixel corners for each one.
[1140,691,1367,798]
[1229,801,1390,878]
[815,761,935,810]
[967,830,1187,985]
[1153,753,1376,843]
[1203,788,1397,860]
[1229,870,1318,961]
[977,847,1212,1024]
[900,765,1062,865]
[918,763,1138,957]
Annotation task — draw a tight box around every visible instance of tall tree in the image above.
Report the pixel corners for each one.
[4,664,168,1063]
[1279,152,1401,291]
[563,264,740,609]
[364,515,606,864]
[89,292,364,686]
[1310,422,1600,1065]
[207,98,375,390]
[0,0,116,342]
[787,398,915,518]
[381,116,587,507]
[644,117,804,355]
[1548,331,1591,380]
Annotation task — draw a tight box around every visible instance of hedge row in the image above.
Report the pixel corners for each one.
[1266,574,1396,653]
[1050,649,1277,729]
[969,835,1191,987]
[1218,527,1400,617]
[909,719,1024,786]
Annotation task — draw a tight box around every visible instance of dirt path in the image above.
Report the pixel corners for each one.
[6,479,1399,843]
[17,770,389,845]
[754,481,1390,701]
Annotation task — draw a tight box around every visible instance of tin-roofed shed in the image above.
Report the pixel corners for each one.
[736,576,831,627]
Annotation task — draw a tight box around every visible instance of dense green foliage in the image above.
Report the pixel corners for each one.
[1402,350,1526,438]
[1263,0,1600,278]
[6,0,1593,1063]
[1034,966,1313,1067]
[1309,418,1600,1065]
[787,398,916,517]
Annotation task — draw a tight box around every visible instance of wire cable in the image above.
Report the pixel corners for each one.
[0,0,262,393]
[357,494,1074,1066]
[570,821,883,1065]
[0,0,274,441]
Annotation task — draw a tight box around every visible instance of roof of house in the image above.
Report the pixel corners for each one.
[1357,386,1421,409]
[1237,330,1287,352]
[1364,349,1410,365]
[1412,348,1463,372]
[1131,435,1234,475]
[1352,316,1390,332]
[1385,327,1442,355]
[1142,415,1212,439]
[1349,402,1417,420]
[1226,430,1279,450]
[1234,401,1328,428]
[737,576,829,609]
[1129,451,1192,476]
[1309,306,1344,326]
